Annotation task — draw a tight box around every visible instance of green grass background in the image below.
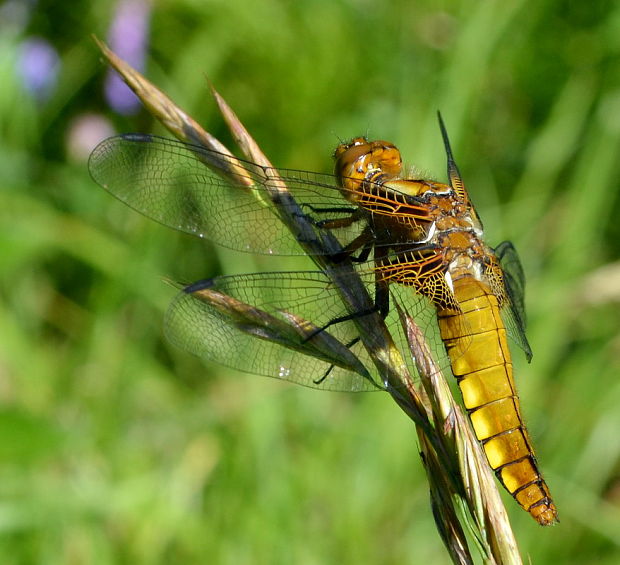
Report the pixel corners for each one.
[1,0,619,563]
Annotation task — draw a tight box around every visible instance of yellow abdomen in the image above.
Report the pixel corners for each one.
[437,276,558,525]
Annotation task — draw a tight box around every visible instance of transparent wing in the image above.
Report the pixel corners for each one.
[89,134,375,255]
[163,268,458,392]
[495,241,532,361]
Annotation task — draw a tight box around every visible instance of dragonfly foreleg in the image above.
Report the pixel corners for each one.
[329,224,376,263]
[301,306,380,344]
[300,204,360,229]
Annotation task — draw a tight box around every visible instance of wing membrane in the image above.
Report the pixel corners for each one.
[164,269,459,392]
[495,241,532,361]
[88,134,431,256]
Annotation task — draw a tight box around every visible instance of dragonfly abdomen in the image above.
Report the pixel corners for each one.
[437,276,558,526]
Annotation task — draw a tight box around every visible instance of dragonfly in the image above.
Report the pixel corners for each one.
[88,115,557,525]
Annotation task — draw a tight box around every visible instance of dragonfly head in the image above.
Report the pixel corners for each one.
[333,137,402,202]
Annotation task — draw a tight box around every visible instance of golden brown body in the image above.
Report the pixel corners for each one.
[92,122,558,524]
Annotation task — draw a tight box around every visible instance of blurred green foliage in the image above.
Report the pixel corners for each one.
[1,0,619,563]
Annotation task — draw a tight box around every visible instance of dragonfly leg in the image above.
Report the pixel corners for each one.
[303,204,359,215]
[313,334,363,385]
[373,246,392,317]
[302,306,380,343]
[304,261,392,343]
[310,262,392,385]
[301,204,360,229]
[315,211,357,225]
[347,243,373,263]
[291,203,360,233]
[308,241,397,387]
[311,279,390,385]
[313,365,335,385]
[330,225,376,263]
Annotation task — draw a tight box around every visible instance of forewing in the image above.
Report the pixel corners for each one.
[89,134,369,255]
[495,241,532,361]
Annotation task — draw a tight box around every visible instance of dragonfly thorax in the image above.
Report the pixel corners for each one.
[430,217,491,285]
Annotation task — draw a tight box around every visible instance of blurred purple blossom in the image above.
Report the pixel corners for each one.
[66,113,115,162]
[17,36,60,102]
[105,0,151,115]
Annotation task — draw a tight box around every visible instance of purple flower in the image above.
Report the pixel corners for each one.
[18,37,60,102]
[66,113,116,162]
[104,0,152,115]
